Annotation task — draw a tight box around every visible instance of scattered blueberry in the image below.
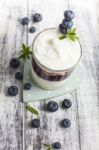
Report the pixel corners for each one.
[29,26,36,33]
[61,119,71,128]
[33,13,42,22]
[31,119,40,128]
[10,58,20,68]
[24,83,31,90]
[53,142,61,149]
[64,10,75,21]
[47,101,58,112]
[59,24,67,34]
[15,72,23,80]
[8,86,18,96]
[21,17,29,25]
[62,19,73,29]
[62,99,72,109]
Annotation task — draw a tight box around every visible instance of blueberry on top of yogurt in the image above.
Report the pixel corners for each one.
[59,24,67,34]
[62,19,73,29]
[64,10,75,21]
[59,10,75,34]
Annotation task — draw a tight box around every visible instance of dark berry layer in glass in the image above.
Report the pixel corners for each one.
[32,57,73,81]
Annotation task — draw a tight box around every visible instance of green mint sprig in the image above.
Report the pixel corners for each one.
[26,105,39,117]
[43,143,52,150]
[19,44,32,60]
[59,28,79,41]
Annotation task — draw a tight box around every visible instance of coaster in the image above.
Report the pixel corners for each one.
[23,58,84,102]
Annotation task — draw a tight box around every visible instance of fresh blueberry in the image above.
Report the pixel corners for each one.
[29,26,36,33]
[59,24,67,34]
[47,101,58,112]
[61,119,71,128]
[62,19,73,29]
[33,13,42,22]
[8,86,18,96]
[24,83,31,90]
[15,72,23,80]
[62,99,72,109]
[64,10,75,21]
[31,119,40,128]
[53,142,61,149]
[10,58,20,68]
[21,17,29,25]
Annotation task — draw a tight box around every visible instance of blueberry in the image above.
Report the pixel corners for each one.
[62,99,72,109]
[29,26,36,33]
[10,58,20,68]
[61,119,71,128]
[59,24,67,34]
[24,83,31,90]
[33,13,42,22]
[62,19,73,29]
[53,142,61,149]
[8,86,18,96]
[15,72,23,80]
[31,119,40,128]
[47,101,58,112]
[21,17,29,25]
[64,10,75,21]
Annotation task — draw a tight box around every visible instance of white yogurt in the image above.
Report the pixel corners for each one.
[33,28,81,71]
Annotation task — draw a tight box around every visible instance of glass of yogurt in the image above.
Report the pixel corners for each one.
[31,28,82,90]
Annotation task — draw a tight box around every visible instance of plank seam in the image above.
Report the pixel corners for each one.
[75,90,82,150]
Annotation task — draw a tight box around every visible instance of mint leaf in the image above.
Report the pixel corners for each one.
[59,35,66,40]
[26,105,39,116]
[43,143,52,150]
[59,28,79,42]
[70,27,76,33]
[47,148,51,150]
[22,43,26,50]
[43,144,50,147]
[19,44,32,60]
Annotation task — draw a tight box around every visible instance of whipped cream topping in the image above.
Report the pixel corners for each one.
[33,28,81,71]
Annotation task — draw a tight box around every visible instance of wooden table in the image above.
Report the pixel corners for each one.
[0,0,99,149]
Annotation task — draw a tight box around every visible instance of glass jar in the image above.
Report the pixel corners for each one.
[31,28,82,90]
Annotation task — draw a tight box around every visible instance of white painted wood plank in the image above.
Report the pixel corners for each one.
[0,0,27,149]
[68,0,99,150]
[25,0,80,149]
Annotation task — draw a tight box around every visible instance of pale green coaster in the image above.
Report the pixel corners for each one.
[23,58,84,102]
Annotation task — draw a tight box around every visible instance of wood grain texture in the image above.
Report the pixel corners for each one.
[0,0,99,150]
[0,0,27,149]
[25,0,99,150]
[68,0,99,150]
[25,92,80,150]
